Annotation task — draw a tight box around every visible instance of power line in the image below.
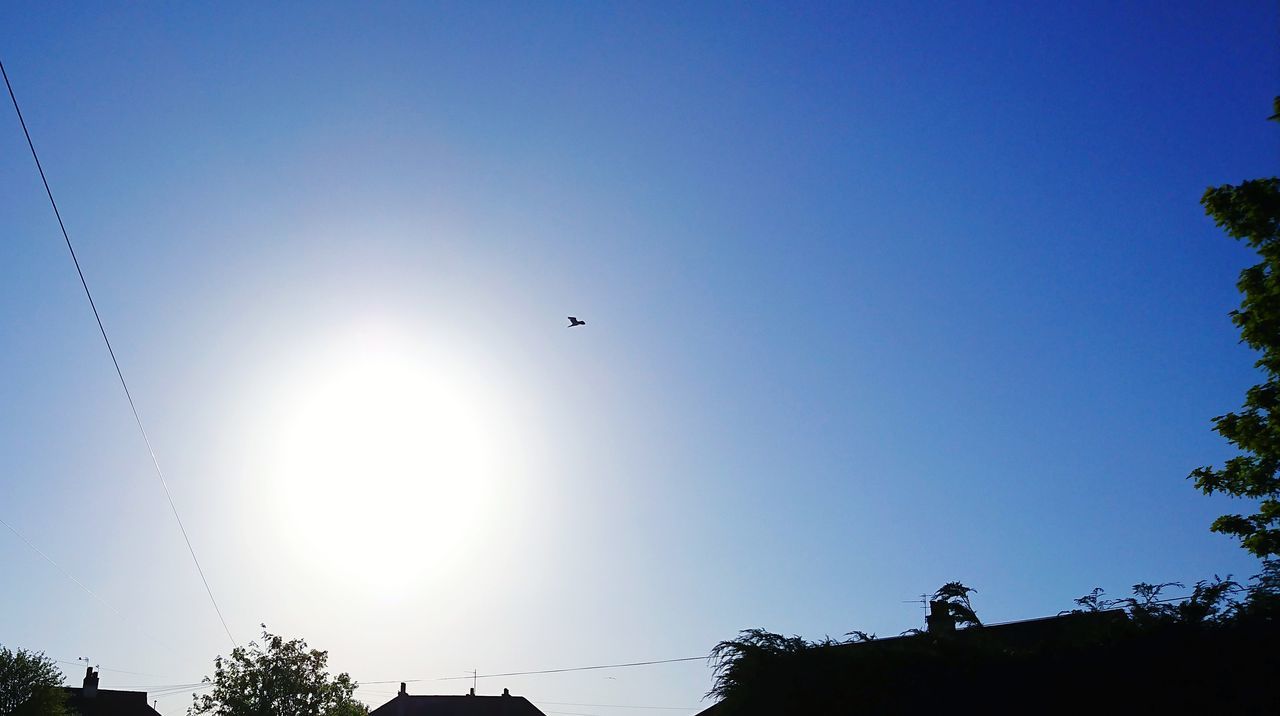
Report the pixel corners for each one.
[364,656,706,685]
[351,687,698,712]
[148,683,214,699]
[0,58,237,648]
[1,517,119,617]
[50,658,157,678]
[436,657,707,682]
[539,701,695,711]
[113,682,207,692]
[127,681,209,696]
[0,517,182,658]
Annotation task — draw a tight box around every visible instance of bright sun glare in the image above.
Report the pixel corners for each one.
[260,324,510,593]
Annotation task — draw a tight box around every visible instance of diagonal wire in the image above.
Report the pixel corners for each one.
[1,517,184,658]
[538,702,695,711]
[1,517,122,620]
[49,657,159,678]
[1,59,237,648]
[363,656,707,685]
[436,657,707,681]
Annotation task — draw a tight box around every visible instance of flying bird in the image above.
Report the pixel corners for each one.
[567,316,586,327]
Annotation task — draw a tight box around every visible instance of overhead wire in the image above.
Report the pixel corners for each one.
[542,711,699,716]
[113,682,207,692]
[50,658,158,678]
[1,517,121,620]
[147,684,214,701]
[0,58,237,648]
[538,702,694,711]
[0,517,182,658]
[436,656,707,682]
[363,656,706,685]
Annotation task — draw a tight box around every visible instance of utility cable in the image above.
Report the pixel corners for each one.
[147,684,214,699]
[364,656,706,685]
[117,682,208,692]
[1,517,183,658]
[437,657,706,681]
[538,701,695,711]
[1,517,119,617]
[1,59,237,648]
[49,658,157,678]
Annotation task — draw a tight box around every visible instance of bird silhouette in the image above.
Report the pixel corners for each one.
[567,316,586,327]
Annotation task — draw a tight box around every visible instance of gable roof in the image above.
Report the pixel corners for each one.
[61,687,162,716]
[369,693,547,716]
[697,607,1280,713]
[59,668,161,716]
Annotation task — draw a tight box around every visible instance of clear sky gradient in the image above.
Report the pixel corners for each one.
[2,2,1278,714]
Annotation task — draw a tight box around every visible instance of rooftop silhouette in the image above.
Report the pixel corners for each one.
[370,684,547,716]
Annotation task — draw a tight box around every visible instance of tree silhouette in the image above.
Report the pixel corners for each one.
[189,628,364,716]
[929,581,981,628]
[708,576,1280,713]
[1190,97,1280,557]
[0,646,67,716]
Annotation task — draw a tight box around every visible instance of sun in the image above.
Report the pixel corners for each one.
[260,323,506,592]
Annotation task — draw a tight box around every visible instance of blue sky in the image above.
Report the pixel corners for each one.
[1,1,1277,713]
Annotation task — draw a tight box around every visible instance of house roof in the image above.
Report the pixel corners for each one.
[61,687,162,716]
[368,693,547,716]
[694,608,1134,716]
[59,668,161,716]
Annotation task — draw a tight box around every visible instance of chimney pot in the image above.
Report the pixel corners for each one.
[83,667,99,698]
[502,688,510,697]
[926,600,955,633]
[468,687,475,696]
[399,682,406,696]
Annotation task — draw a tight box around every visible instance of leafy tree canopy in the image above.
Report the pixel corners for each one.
[1190,97,1280,557]
[0,646,68,716]
[708,581,984,703]
[1072,559,1279,624]
[929,581,981,628]
[709,574,1280,713]
[189,628,365,716]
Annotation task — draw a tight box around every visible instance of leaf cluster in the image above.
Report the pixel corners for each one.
[1073,561,1278,627]
[189,629,365,716]
[0,647,68,716]
[708,582,978,705]
[708,573,1280,714]
[1190,97,1280,557]
[929,581,981,628]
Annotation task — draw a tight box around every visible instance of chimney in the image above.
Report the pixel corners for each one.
[468,687,475,696]
[399,683,407,696]
[83,667,99,697]
[926,600,955,634]
[502,688,510,697]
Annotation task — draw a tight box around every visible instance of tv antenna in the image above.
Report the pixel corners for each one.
[902,593,929,620]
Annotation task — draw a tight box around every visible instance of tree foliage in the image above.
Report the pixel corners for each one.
[710,575,1280,714]
[1190,97,1280,557]
[0,647,67,716]
[929,581,981,628]
[1074,560,1280,626]
[189,628,364,716]
[709,582,983,707]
